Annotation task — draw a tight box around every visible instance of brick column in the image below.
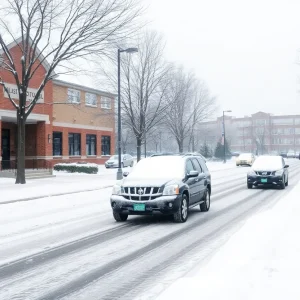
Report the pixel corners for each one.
[0,120,2,166]
[62,128,69,159]
[81,130,86,158]
[110,132,115,155]
[97,131,102,157]
[36,121,53,167]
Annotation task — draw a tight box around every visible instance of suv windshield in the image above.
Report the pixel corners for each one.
[239,153,252,159]
[252,156,282,170]
[128,156,185,179]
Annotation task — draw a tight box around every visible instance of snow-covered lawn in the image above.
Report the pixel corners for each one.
[0,173,116,204]
[0,160,237,204]
[157,180,300,300]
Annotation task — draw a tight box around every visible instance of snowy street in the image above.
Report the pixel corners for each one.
[1,160,300,300]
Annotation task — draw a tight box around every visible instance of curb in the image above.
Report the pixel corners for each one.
[0,185,114,205]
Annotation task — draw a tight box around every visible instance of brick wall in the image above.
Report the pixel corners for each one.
[53,84,114,130]
[0,44,53,118]
[51,126,114,166]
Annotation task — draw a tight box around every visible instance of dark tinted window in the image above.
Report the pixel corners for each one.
[192,158,202,173]
[53,132,62,156]
[69,133,81,156]
[102,136,111,155]
[198,158,208,172]
[186,159,195,174]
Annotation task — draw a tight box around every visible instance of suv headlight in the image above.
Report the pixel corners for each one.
[248,170,256,176]
[163,184,180,196]
[275,170,284,176]
[112,185,122,195]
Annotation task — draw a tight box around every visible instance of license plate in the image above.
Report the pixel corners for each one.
[133,204,145,211]
[261,178,268,183]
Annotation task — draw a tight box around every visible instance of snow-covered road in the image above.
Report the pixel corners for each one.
[1,160,300,300]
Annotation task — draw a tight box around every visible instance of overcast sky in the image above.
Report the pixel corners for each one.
[142,0,300,118]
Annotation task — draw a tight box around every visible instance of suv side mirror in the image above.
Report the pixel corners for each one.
[187,170,199,178]
[284,165,289,168]
[123,171,129,177]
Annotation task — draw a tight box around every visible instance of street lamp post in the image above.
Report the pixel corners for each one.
[223,110,232,163]
[117,47,138,180]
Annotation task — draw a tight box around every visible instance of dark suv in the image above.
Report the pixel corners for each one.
[110,154,211,223]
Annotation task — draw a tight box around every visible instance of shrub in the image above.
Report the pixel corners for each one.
[54,163,98,174]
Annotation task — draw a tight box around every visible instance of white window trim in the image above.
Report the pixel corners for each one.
[68,88,81,104]
[85,92,97,107]
[101,97,112,109]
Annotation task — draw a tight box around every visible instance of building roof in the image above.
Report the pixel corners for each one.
[0,36,57,78]
[53,79,116,98]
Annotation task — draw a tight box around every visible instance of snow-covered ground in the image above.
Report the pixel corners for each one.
[157,178,300,300]
[0,160,237,204]
[1,160,300,300]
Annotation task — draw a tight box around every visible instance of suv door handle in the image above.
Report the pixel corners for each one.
[195,178,199,182]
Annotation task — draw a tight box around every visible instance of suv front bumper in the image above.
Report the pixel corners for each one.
[110,194,182,215]
[247,175,284,186]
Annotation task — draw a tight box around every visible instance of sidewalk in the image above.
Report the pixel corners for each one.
[157,180,300,300]
[0,172,116,204]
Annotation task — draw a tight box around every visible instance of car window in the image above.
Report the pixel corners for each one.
[192,158,203,173]
[198,158,208,172]
[186,159,195,174]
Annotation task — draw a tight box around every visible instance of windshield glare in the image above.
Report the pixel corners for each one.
[128,156,184,179]
[239,153,252,159]
[252,156,283,170]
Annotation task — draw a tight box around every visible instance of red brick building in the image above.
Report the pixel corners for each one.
[0,39,115,170]
[198,112,300,156]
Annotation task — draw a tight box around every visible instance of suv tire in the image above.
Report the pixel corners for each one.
[281,176,286,189]
[113,211,128,222]
[173,194,188,223]
[247,183,252,189]
[285,177,289,186]
[200,189,210,212]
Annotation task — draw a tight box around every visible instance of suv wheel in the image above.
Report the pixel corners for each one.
[285,177,289,186]
[247,183,252,189]
[200,189,210,212]
[281,176,286,189]
[113,211,128,222]
[173,194,188,223]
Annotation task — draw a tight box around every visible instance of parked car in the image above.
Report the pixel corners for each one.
[280,152,287,158]
[287,151,295,158]
[105,154,134,168]
[247,155,289,189]
[236,153,256,166]
[110,154,211,223]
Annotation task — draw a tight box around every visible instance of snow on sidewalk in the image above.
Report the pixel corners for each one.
[157,180,300,300]
[0,173,116,203]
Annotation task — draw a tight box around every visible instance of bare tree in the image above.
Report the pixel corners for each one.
[0,0,141,183]
[253,125,269,155]
[164,68,216,153]
[120,31,173,161]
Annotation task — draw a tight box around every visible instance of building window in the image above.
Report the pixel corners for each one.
[69,133,81,156]
[101,97,111,109]
[86,134,96,156]
[101,136,111,155]
[85,93,97,107]
[68,88,80,104]
[53,132,62,156]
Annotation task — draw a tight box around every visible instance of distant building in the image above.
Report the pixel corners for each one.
[0,38,115,170]
[198,111,300,155]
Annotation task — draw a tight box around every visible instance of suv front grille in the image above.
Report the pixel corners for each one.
[256,171,272,176]
[122,187,162,201]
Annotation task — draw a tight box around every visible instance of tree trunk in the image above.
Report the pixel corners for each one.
[177,139,184,153]
[15,110,26,184]
[137,137,142,162]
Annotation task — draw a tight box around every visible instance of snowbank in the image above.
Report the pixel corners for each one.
[157,180,300,300]
[0,174,116,203]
